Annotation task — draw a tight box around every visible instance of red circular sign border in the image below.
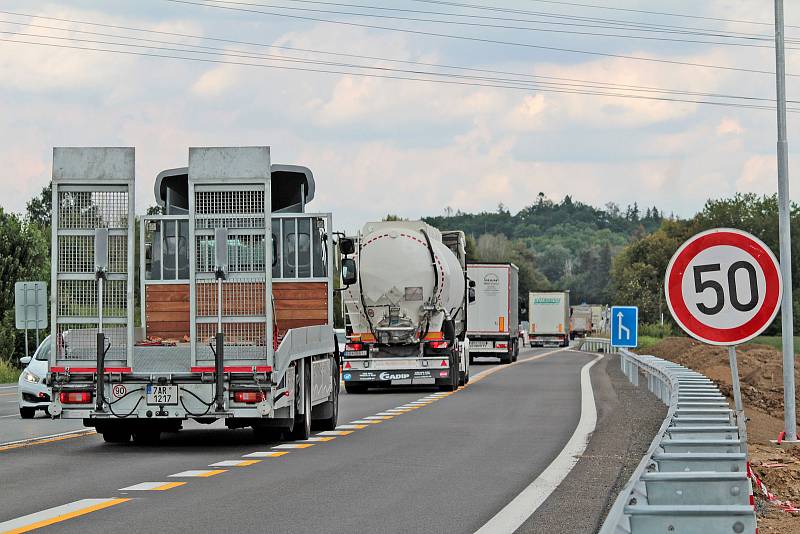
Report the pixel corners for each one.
[665,228,782,345]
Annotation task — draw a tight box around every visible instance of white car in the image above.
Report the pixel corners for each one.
[18,336,51,419]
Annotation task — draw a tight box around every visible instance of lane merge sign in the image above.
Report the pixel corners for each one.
[611,306,638,348]
[665,228,782,346]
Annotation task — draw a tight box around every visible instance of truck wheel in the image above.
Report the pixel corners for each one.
[289,358,312,441]
[512,340,519,362]
[345,382,367,394]
[102,429,131,443]
[19,407,35,419]
[312,356,339,431]
[500,346,513,365]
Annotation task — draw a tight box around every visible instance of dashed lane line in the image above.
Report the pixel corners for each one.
[272,443,315,449]
[242,451,289,458]
[335,424,367,430]
[317,430,353,436]
[0,498,129,534]
[209,460,262,467]
[119,482,187,491]
[168,470,227,478]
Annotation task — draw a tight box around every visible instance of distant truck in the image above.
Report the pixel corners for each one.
[589,304,608,334]
[466,262,519,364]
[340,221,471,392]
[570,304,593,339]
[528,291,570,347]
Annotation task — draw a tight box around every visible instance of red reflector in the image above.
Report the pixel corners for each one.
[429,341,449,349]
[345,343,363,351]
[59,391,92,404]
[440,360,449,367]
[233,391,265,404]
[496,342,508,349]
[344,361,352,369]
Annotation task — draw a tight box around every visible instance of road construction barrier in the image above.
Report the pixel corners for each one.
[577,342,757,534]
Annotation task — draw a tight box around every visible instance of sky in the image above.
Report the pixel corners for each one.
[1,0,799,232]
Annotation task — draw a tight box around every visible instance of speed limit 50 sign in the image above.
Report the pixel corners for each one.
[665,228,782,345]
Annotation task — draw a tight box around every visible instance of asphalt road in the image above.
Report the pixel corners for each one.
[0,348,647,533]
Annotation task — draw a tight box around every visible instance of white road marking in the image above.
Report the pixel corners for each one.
[474,353,604,534]
[0,428,93,449]
[335,424,365,430]
[317,430,352,436]
[242,451,288,458]
[168,469,226,477]
[0,385,18,390]
[0,498,127,532]
[209,460,261,467]
[349,419,381,424]
[272,443,315,449]
[119,482,185,491]
[0,414,18,419]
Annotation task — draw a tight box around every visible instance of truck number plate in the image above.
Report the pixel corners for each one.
[146,385,178,406]
[471,341,492,349]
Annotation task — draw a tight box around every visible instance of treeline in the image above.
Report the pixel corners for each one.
[425,194,665,308]
[612,193,800,334]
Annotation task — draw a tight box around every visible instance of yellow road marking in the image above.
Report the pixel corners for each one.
[2,498,129,534]
[197,470,227,477]
[152,482,186,491]
[0,431,95,453]
[237,460,262,466]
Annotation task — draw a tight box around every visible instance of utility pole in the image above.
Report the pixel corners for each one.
[774,0,797,442]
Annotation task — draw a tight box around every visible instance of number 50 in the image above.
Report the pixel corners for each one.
[693,262,759,315]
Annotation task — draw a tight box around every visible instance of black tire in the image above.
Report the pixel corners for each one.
[438,350,459,391]
[19,407,35,419]
[289,358,312,441]
[312,357,339,431]
[102,429,132,443]
[132,429,161,445]
[344,383,368,394]
[500,345,513,364]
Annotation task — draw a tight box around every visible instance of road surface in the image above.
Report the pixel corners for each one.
[0,348,661,533]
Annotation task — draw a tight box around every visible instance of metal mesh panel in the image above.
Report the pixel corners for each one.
[108,235,127,273]
[57,280,127,318]
[196,322,267,361]
[58,191,129,230]
[196,278,266,317]
[58,235,94,273]
[56,323,127,361]
[195,234,266,273]
[194,190,265,229]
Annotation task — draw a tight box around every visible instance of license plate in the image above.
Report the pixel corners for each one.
[471,341,492,348]
[344,350,367,357]
[146,385,179,406]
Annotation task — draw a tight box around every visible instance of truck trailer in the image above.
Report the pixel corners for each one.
[47,146,340,444]
[340,221,472,392]
[466,262,519,364]
[570,304,593,339]
[528,291,570,347]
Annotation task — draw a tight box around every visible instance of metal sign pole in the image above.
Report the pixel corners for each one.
[728,346,748,453]
[774,0,797,442]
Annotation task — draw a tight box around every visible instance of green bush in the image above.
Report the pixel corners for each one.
[0,358,20,383]
[639,322,676,339]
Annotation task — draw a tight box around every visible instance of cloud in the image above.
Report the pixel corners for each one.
[717,118,744,136]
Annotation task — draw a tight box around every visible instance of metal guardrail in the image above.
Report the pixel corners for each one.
[576,338,757,534]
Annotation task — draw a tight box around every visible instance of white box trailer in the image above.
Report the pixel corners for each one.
[570,304,593,339]
[48,146,340,444]
[528,291,570,347]
[466,263,519,364]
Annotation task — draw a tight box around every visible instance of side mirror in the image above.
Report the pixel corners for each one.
[20,356,31,365]
[342,258,358,286]
[468,287,476,303]
[339,238,355,256]
[469,280,476,288]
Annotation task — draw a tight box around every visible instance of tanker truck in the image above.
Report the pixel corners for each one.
[339,221,472,393]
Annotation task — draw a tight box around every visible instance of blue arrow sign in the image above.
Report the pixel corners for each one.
[611,306,638,348]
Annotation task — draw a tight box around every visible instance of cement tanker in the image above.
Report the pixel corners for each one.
[340,221,472,393]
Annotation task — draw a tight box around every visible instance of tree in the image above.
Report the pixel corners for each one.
[26,182,52,227]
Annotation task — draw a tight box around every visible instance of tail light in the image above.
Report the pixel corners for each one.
[429,340,449,349]
[345,342,364,352]
[233,391,265,404]
[59,391,92,404]
[496,342,508,349]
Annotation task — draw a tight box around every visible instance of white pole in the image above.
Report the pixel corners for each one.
[774,0,797,442]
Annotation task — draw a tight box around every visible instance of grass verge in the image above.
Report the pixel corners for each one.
[0,359,21,383]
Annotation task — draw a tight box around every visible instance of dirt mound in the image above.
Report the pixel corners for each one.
[639,337,800,526]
